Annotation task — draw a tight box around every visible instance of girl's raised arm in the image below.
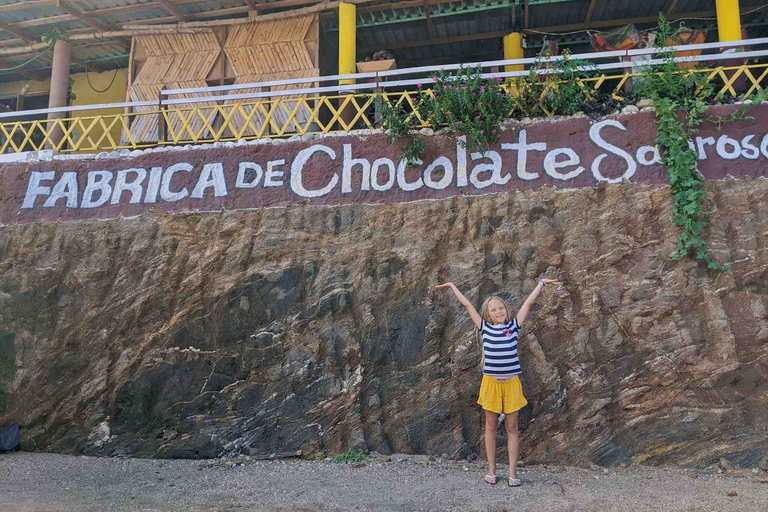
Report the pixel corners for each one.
[516,278,558,326]
[436,282,483,330]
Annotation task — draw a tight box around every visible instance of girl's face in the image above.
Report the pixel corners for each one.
[488,299,508,324]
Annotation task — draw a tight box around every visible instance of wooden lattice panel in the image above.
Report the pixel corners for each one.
[127,82,218,144]
[226,70,319,137]
[223,15,319,135]
[126,31,221,143]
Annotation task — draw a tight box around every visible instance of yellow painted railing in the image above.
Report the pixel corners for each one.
[1,63,766,155]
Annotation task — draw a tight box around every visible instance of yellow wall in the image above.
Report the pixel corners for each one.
[0,68,128,151]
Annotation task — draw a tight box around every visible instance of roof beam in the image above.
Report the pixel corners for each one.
[0,19,107,72]
[665,0,680,15]
[56,0,110,32]
[524,10,716,34]
[0,57,46,80]
[525,0,529,29]
[423,0,436,40]
[360,30,507,52]
[244,0,258,9]
[156,0,189,22]
[584,0,596,23]
[0,1,55,14]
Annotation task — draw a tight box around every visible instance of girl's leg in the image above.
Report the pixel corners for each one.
[504,411,520,479]
[484,409,500,476]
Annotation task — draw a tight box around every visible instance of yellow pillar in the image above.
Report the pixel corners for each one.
[339,3,356,85]
[503,32,524,73]
[716,0,742,42]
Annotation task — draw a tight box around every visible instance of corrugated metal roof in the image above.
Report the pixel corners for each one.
[0,0,766,83]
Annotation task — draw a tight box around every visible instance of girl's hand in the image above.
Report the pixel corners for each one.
[539,278,558,286]
[435,283,454,289]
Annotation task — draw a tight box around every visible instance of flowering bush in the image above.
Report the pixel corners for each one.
[419,66,515,153]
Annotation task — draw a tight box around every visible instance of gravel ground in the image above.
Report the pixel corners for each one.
[1,452,767,512]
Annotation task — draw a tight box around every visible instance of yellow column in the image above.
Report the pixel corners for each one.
[716,0,742,42]
[339,3,356,85]
[503,32,524,73]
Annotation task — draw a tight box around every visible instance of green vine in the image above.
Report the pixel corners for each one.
[634,15,726,269]
[41,27,66,47]
[375,96,425,166]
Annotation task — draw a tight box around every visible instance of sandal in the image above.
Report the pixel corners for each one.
[483,474,497,485]
[508,477,522,487]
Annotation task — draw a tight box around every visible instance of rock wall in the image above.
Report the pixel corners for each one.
[2,176,768,468]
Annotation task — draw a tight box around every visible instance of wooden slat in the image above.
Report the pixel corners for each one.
[57,0,110,32]
[156,0,189,22]
[584,0,597,23]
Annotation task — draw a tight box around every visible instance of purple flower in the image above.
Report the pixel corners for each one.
[455,136,460,141]
[492,129,497,133]
[445,110,452,114]
[443,85,450,89]
[417,83,422,89]
[480,86,486,92]
[428,110,433,114]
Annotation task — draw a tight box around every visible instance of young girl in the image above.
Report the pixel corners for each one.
[436,278,557,487]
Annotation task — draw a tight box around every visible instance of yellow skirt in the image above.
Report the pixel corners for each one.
[477,375,528,414]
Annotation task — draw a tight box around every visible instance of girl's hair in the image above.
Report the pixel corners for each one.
[480,296,511,325]
[477,296,511,369]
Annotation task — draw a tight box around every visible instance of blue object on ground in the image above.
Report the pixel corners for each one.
[0,422,19,452]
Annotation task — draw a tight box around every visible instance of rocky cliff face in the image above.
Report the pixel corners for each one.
[1,180,767,467]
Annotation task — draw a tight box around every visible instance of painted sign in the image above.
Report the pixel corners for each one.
[2,105,768,225]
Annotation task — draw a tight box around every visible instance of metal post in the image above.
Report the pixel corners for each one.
[339,2,356,130]
[716,0,742,42]
[503,32,524,72]
[158,86,167,143]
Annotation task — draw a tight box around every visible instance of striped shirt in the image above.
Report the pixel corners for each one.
[478,318,521,376]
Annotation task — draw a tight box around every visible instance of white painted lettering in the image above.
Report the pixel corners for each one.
[424,156,454,190]
[81,170,114,208]
[342,144,371,193]
[111,168,146,205]
[396,159,423,191]
[635,146,661,166]
[21,171,54,209]
[290,145,338,198]
[144,167,163,204]
[501,130,546,180]
[191,163,227,199]
[741,135,759,160]
[160,163,193,202]
[264,159,285,187]
[456,136,468,187]
[695,136,715,160]
[543,148,585,179]
[370,158,396,191]
[589,120,637,183]
[43,172,78,208]
[469,151,507,188]
[761,134,768,159]
[236,162,263,188]
[716,135,741,160]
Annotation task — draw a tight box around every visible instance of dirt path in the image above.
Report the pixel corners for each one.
[1,452,767,511]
